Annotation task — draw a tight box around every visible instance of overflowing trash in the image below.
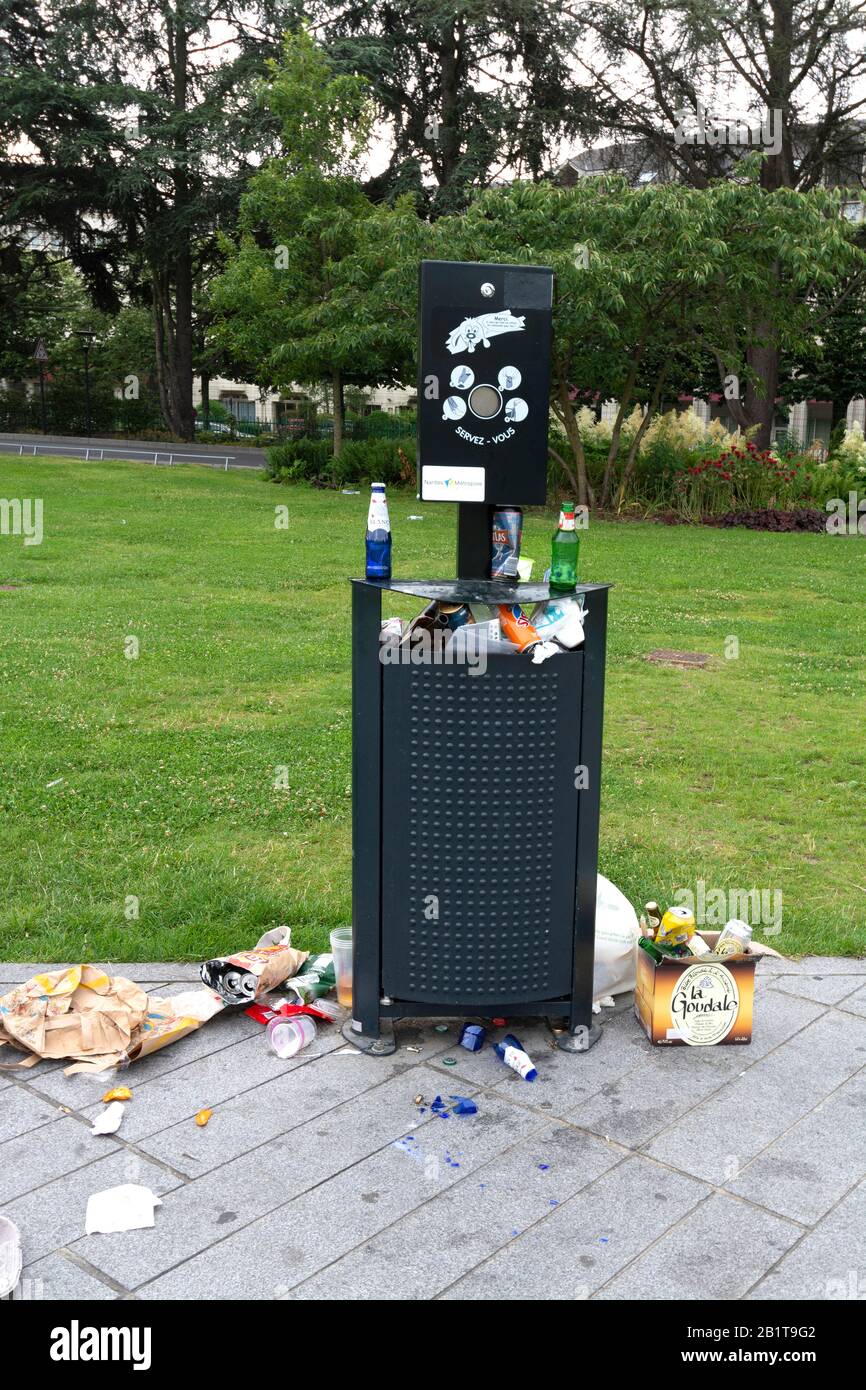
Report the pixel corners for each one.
[102,1086,132,1103]
[416,1093,478,1119]
[282,953,335,1004]
[634,898,782,1047]
[459,1023,486,1052]
[267,1014,317,1058]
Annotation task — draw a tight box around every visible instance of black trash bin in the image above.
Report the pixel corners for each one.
[343,258,612,1056]
[345,574,611,1055]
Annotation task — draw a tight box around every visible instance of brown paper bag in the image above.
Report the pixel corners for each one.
[0,966,149,1070]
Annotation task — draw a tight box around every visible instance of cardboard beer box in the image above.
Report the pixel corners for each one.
[634,932,759,1046]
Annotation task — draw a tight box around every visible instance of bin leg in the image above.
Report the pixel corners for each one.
[344,583,397,1056]
[561,586,608,1055]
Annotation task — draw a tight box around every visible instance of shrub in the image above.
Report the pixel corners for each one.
[264,436,332,481]
[671,441,815,519]
[832,422,866,471]
[264,435,415,487]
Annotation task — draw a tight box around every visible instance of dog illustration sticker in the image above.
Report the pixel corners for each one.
[445,310,526,355]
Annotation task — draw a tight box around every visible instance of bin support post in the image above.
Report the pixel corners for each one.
[348,581,388,1043]
[457,503,491,579]
[559,585,609,1053]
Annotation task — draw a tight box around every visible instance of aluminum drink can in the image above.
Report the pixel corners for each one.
[715,919,753,956]
[656,905,696,948]
[490,507,523,579]
[436,602,473,631]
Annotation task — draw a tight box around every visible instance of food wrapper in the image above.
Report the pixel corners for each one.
[0,966,230,1075]
[200,926,308,1006]
[0,966,149,1072]
[117,989,227,1071]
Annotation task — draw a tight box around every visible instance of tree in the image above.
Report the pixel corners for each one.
[561,0,866,444]
[0,1,291,438]
[428,174,864,504]
[780,276,866,423]
[307,0,593,214]
[209,29,415,454]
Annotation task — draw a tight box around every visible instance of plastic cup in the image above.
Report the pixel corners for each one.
[266,1015,317,1059]
[330,927,353,1009]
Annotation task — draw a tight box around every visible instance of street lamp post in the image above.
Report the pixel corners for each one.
[75,328,96,437]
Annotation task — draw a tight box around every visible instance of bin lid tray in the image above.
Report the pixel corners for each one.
[352,578,612,604]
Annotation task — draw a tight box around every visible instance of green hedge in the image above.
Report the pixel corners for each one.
[265,436,415,487]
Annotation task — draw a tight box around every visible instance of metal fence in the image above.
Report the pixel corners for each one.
[0,391,417,444]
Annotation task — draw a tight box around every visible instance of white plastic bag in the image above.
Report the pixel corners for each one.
[593,874,641,1005]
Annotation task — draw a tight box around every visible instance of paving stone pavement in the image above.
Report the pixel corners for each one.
[1,957,864,1302]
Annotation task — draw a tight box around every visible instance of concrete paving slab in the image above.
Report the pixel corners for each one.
[439,1155,709,1300]
[746,1180,866,1300]
[2,955,863,1302]
[288,1124,621,1300]
[838,984,866,1018]
[725,1069,866,1224]
[0,1117,122,1205]
[593,1192,801,1299]
[645,1009,866,1184]
[17,1252,124,1301]
[74,1070,531,1290]
[0,1085,65,1143]
[3,1148,184,1265]
[76,1027,350,1141]
[768,974,866,1007]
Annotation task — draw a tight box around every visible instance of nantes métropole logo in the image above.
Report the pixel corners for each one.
[50,1321,152,1372]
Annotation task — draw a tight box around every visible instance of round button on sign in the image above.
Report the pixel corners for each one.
[480,282,495,297]
[468,384,502,419]
[498,365,522,391]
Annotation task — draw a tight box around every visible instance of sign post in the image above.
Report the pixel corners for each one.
[417,259,554,576]
[33,338,49,435]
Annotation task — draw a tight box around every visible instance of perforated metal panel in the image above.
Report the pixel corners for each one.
[381,652,582,1004]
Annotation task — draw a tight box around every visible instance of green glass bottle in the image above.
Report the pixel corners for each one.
[550,501,579,592]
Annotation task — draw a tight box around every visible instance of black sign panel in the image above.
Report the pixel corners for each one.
[417,259,553,506]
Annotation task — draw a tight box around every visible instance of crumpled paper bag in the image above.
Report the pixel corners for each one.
[0,965,149,1070]
[0,966,228,1076]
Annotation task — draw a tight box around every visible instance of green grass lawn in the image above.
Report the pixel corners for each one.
[1,456,864,962]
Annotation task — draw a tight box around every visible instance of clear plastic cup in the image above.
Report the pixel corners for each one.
[266,1015,317,1058]
[330,927,353,1010]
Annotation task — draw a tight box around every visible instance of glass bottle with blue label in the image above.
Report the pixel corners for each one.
[365,482,392,580]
